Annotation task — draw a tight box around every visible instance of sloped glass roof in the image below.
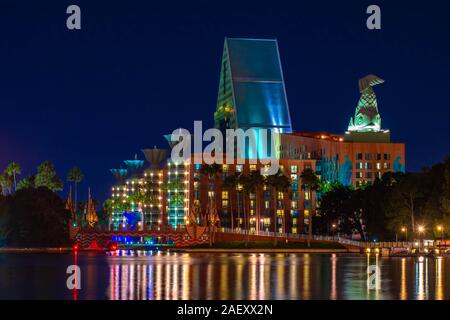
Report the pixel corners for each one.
[223,38,292,133]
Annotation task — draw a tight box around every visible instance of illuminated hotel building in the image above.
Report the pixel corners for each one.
[108,38,405,234]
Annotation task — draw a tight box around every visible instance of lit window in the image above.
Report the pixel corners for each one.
[249,164,257,171]
[222,191,228,199]
[222,164,228,172]
[305,192,310,200]
[304,209,309,218]
[236,165,243,172]
[376,163,381,170]
[277,192,284,200]
[277,209,284,217]
[265,201,270,209]
[291,165,298,173]
[384,162,390,169]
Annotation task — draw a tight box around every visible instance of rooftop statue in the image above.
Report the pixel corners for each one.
[348,74,384,132]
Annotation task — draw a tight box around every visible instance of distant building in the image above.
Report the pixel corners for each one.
[108,38,405,234]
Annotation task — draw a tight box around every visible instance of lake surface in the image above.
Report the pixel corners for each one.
[0,251,449,300]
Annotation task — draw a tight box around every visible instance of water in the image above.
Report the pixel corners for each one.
[0,251,449,300]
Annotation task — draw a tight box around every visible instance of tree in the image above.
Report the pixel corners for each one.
[249,170,264,234]
[266,170,290,246]
[16,176,35,191]
[5,162,21,192]
[0,174,12,196]
[67,167,84,213]
[385,173,422,235]
[35,161,63,192]
[440,157,450,214]
[200,164,222,246]
[6,187,71,247]
[300,168,319,247]
[223,173,239,230]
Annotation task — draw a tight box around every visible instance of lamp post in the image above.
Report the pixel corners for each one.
[417,225,425,250]
[437,225,444,241]
[401,227,408,242]
[331,223,337,238]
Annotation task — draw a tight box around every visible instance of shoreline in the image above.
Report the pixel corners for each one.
[170,248,358,254]
[0,247,73,254]
[0,247,358,254]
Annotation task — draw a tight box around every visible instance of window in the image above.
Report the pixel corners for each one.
[277,192,284,200]
[364,162,372,170]
[249,164,257,171]
[277,209,284,217]
[222,191,228,199]
[291,201,297,209]
[376,171,382,179]
[265,201,270,209]
[365,153,372,160]
[291,165,298,173]
[384,162,390,169]
[291,174,298,182]
[366,172,372,179]
[236,165,243,172]
[384,153,391,160]
[222,200,228,207]
[356,172,363,178]
[376,153,382,160]
[305,192,310,200]
[356,153,363,160]
[376,163,381,170]
[304,209,310,218]
[222,164,228,172]
[356,162,363,170]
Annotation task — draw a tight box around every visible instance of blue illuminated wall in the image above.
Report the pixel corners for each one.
[214,38,293,134]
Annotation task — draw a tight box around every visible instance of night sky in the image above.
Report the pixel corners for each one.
[1,0,449,201]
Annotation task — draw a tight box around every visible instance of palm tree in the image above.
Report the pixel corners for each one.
[239,174,256,246]
[5,162,21,192]
[300,168,320,247]
[67,167,84,214]
[249,170,264,234]
[266,170,290,246]
[0,173,12,196]
[200,164,222,246]
[223,173,238,230]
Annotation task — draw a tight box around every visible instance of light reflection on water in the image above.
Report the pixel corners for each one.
[0,251,450,299]
[101,251,449,300]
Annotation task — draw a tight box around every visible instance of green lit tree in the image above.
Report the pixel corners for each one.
[16,176,35,191]
[67,167,84,213]
[5,162,21,192]
[35,161,63,192]
[0,174,12,196]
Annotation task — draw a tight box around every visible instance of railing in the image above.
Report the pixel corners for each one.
[219,227,340,242]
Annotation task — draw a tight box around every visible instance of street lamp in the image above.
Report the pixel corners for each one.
[417,225,425,250]
[401,227,408,241]
[437,225,444,241]
[331,223,337,237]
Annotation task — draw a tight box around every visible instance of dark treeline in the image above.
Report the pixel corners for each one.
[317,157,450,241]
[0,161,107,247]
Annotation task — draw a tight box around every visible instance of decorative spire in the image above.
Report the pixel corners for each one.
[84,187,98,228]
[348,74,384,132]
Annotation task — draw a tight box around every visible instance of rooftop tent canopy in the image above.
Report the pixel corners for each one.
[215,38,293,133]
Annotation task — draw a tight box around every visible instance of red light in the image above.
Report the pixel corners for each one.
[73,243,79,251]
[110,244,118,251]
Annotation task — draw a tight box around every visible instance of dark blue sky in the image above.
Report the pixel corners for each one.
[1,0,449,201]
